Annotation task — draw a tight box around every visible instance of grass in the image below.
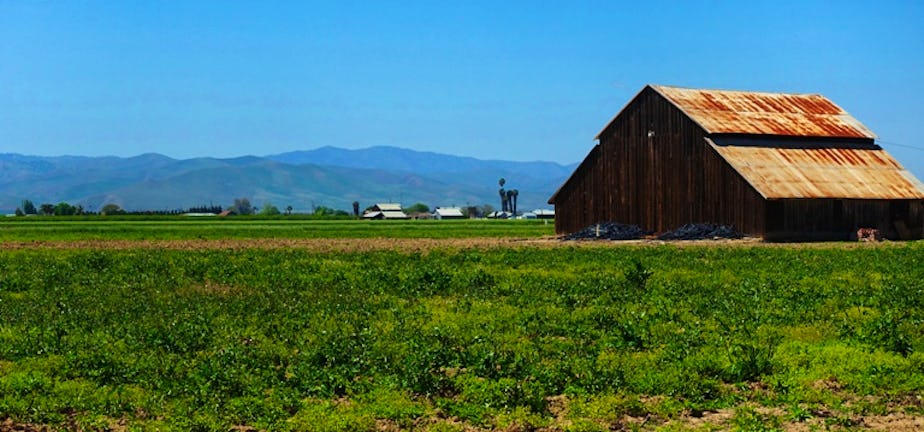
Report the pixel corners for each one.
[0,217,556,241]
[1,239,923,430]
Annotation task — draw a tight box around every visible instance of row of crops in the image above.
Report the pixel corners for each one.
[0,218,555,241]
[1,244,924,430]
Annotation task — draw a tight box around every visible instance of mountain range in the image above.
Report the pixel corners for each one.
[0,146,577,214]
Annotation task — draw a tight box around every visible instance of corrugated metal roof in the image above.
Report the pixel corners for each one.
[380,210,409,219]
[363,210,410,219]
[652,85,876,139]
[707,138,924,199]
[374,203,403,211]
[434,207,464,217]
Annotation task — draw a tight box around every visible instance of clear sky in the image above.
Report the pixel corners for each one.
[1,0,923,177]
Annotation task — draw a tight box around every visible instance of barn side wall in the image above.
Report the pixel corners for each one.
[765,199,924,241]
[553,87,765,235]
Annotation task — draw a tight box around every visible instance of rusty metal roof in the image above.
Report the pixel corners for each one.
[707,138,924,199]
[652,85,876,139]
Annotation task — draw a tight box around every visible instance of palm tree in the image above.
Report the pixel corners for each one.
[511,189,519,215]
[498,187,507,212]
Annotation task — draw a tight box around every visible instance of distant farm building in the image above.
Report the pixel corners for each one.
[549,85,924,240]
[363,203,409,220]
[433,207,465,220]
[532,209,555,220]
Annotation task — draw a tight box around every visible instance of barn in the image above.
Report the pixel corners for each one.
[549,85,924,240]
[363,203,410,220]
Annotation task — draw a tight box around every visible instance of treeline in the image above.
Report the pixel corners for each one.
[15,200,88,216]
[12,198,501,218]
[11,198,348,217]
[12,200,223,217]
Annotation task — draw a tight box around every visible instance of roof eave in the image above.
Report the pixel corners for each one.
[549,144,600,204]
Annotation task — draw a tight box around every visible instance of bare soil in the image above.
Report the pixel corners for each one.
[0,236,911,252]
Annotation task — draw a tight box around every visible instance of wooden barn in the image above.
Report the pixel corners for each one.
[549,85,924,240]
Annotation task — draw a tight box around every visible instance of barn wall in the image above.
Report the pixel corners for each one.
[765,199,924,241]
[702,142,767,235]
[552,86,765,235]
[552,146,602,234]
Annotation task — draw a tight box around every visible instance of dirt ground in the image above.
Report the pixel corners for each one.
[0,235,911,252]
[5,409,924,432]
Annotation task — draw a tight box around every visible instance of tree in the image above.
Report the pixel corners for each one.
[404,203,430,214]
[54,202,76,216]
[259,203,281,216]
[285,205,293,216]
[499,187,507,212]
[498,178,509,212]
[510,189,519,215]
[313,206,348,217]
[100,203,124,215]
[462,204,492,218]
[14,208,24,217]
[21,200,36,215]
[228,198,254,215]
[39,203,55,216]
[352,201,360,217]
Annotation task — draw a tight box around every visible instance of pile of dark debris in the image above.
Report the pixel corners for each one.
[562,222,743,241]
[561,222,648,240]
[656,223,743,240]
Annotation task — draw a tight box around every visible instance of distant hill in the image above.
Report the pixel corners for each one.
[268,145,577,179]
[0,147,577,213]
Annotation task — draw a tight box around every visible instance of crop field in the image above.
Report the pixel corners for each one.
[0,217,555,242]
[1,219,924,431]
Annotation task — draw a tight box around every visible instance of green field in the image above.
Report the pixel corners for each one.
[1,219,923,430]
[0,217,555,241]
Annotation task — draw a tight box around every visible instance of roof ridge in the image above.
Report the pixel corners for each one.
[650,84,824,98]
[652,85,875,139]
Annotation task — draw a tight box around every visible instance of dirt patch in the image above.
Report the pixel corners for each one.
[1,236,912,252]
[4,408,924,431]
[0,418,48,432]
[860,412,924,431]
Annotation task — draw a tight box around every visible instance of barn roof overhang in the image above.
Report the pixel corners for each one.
[707,136,924,200]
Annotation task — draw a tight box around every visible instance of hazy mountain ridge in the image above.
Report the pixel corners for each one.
[268,146,577,178]
[0,148,575,213]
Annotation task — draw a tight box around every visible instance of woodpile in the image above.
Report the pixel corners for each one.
[561,222,647,241]
[657,223,743,240]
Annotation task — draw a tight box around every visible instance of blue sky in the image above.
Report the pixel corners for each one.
[1,1,922,177]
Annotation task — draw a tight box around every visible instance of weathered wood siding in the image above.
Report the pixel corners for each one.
[766,199,924,241]
[553,87,765,235]
[552,146,603,234]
